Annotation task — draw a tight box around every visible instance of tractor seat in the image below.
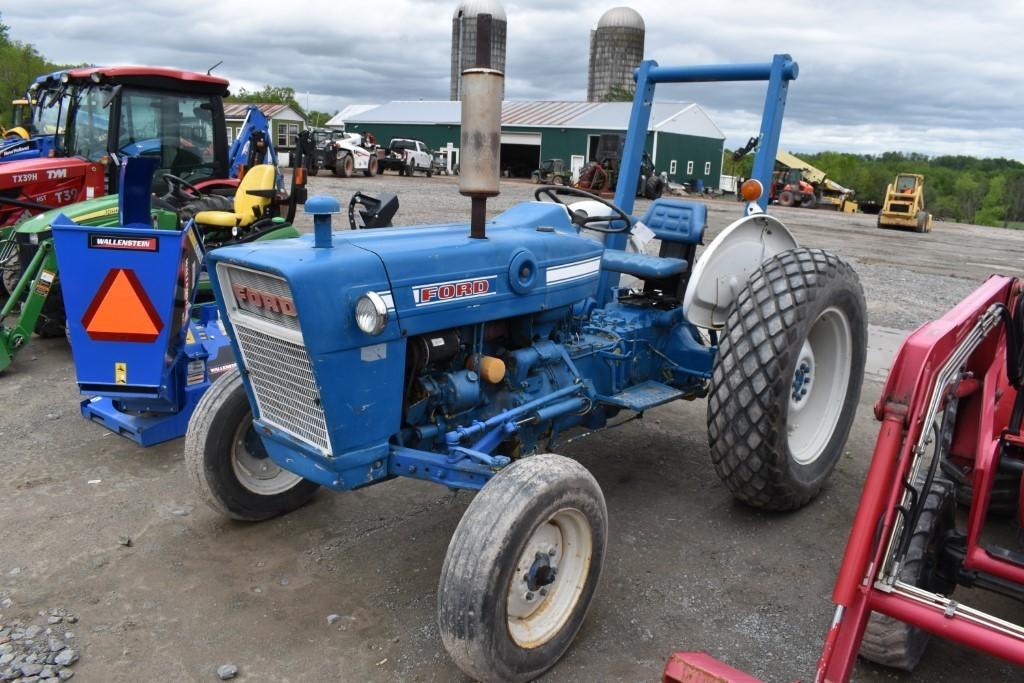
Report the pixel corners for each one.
[194,164,277,230]
[601,251,686,279]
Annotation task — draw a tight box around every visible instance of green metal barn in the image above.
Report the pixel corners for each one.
[342,100,725,188]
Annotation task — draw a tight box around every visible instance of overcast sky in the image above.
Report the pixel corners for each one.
[5,0,1022,159]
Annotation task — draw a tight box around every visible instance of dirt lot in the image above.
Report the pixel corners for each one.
[1,173,1022,682]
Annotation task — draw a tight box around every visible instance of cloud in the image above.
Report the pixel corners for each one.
[3,0,1022,158]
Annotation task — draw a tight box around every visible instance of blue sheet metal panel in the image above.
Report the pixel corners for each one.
[118,157,158,225]
[52,216,189,391]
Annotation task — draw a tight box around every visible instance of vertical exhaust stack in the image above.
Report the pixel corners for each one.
[459,10,504,239]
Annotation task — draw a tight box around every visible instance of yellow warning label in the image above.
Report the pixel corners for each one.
[115,362,127,384]
[186,328,195,344]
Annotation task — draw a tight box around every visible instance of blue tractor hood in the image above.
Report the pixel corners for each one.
[208,201,605,351]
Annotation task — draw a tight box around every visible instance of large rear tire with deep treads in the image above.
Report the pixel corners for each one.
[438,454,607,682]
[708,248,867,510]
[185,368,319,521]
[859,479,956,670]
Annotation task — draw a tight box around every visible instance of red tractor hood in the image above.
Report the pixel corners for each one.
[0,157,97,190]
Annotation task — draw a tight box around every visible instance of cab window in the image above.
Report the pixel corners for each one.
[117,89,217,183]
[69,88,109,161]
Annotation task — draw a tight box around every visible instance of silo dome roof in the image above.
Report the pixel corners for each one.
[453,0,507,21]
[597,6,644,30]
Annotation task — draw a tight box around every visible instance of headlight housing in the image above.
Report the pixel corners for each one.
[355,292,388,335]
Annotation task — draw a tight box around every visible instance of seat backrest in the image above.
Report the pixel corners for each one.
[234,164,277,221]
[640,199,706,246]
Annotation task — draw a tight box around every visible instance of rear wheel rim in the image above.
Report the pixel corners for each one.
[505,508,592,649]
[787,306,853,465]
[230,417,303,495]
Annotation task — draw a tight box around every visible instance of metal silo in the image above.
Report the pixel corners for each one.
[451,0,507,101]
[587,7,645,102]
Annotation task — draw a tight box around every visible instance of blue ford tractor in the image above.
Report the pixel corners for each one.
[187,48,867,682]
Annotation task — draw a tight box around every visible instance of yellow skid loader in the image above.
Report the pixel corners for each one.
[878,173,932,232]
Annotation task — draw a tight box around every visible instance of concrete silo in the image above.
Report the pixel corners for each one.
[587,7,645,102]
[451,0,507,101]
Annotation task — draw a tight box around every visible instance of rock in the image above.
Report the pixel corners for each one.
[6,569,19,578]
[216,663,238,680]
[63,617,76,625]
[39,666,55,679]
[24,627,41,640]
[171,509,189,517]
[20,663,43,676]
[47,639,62,653]
[57,670,74,681]
[117,535,132,547]
[0,600,11,610]
[53,650,77,668]
[0,655,10,666]
[45,618,60,626]
[326,614,340,625]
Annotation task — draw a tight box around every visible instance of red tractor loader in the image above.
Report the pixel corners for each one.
[666,275,1024,682]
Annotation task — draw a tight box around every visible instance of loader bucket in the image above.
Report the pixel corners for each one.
[663,652,764,683]
[51,158,202,400]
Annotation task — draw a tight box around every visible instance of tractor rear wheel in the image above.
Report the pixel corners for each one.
[708,248,867,510]
[185,368,319,521]
[437,454,607,683]
[364,157,378,177]
[800,194,817,208]
[778,190,796,207]
[860,479,955,670]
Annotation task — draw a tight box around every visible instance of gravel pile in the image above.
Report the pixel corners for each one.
[0,607,80,682]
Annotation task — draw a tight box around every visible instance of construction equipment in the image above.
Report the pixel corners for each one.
[770,151,858,212]
[665,274,1024,682]
[878,173,932,233]
[3,99,32,141]
[531,158,571,185]
[0,72,68,159]
[0,66,279,231]
[0,158,306,373]
[185,48,868,682]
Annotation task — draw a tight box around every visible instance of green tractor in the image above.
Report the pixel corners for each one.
[531,158,571,185]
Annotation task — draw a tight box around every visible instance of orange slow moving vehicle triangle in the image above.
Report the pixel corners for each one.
[81,268,164,342]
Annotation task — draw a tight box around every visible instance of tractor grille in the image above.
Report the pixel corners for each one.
[888,203,910,214]
[232,323,331,455]
[223,267,301,331]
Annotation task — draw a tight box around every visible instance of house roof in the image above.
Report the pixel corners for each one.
[223,102,303,120]
[344,100,724,139]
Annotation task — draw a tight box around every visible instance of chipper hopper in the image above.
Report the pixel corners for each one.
[50,158,235,446]
[186,28,869,683]
[665,276,1024,681]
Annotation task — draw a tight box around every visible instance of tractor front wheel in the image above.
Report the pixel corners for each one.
[708,248,867,510]
[437,454,607,682]
[340,155,354,178]
[185,368,319,521]
[778,190,796,207]
[859,479,955,670]
[364,156,378,177]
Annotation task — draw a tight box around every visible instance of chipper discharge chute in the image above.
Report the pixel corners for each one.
[51,158,234,446]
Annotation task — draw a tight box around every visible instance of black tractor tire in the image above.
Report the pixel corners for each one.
[800,194,817,209]
[915,210,929,233]
[531,173,541,184]
[438,454,607,683]
[1,240,19,300]
[708,248,867,510]
[939,458,1020,516]
[644,175,665,199]
[185,368,319,521]
[35,281,66,338]
[860,479,956,671]
[778,190,796,207]
[340,155,354,178]
[364,157,378,177]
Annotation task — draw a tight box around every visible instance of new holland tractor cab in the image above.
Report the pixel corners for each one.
[188,42,867,682]
[0,71,69,161]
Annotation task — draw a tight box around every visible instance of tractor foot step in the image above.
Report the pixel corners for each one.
[598,380,683,412]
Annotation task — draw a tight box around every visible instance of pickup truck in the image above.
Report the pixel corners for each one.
[380,138,433,177]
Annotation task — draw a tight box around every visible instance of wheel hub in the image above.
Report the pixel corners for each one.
[231,422,303,495]
[790,341,815,406]
[525,551,558,592]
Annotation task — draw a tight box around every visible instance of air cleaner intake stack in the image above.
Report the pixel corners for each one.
[458,10,504,239]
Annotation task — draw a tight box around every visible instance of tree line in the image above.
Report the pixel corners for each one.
[0,14,69,126]
[725,149,1024,228]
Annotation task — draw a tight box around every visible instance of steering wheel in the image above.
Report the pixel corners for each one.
[533,185,632,233]
[163,173,202,199]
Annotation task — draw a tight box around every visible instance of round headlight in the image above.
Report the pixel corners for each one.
[355,292,388,335]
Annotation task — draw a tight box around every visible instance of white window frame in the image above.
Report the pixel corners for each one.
[704,161,711,175]
[277,122,300,148]
[669,160,677,174]
[686,160,694,175]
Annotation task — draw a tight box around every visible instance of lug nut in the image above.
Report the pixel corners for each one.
[539,588,548,596]
[525,592,534,601]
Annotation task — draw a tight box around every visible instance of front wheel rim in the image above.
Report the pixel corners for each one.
[506,508,592,649]
[230,418,303,495]
[787,306,853,465]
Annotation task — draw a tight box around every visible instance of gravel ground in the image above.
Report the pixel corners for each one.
[1,173,1022,682]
